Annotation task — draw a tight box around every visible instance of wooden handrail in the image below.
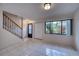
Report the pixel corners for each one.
[3,14,22,29]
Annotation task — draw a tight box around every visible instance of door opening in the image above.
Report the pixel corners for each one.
[27,23,33,38]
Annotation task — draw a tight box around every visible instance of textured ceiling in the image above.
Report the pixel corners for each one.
[2,3,79,21]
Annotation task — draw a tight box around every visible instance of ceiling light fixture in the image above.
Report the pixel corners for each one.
[44,3,51,10]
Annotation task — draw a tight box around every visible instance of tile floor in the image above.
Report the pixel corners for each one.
[0,38,79,56]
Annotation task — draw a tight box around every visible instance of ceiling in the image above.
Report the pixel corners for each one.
[1,3,79,21]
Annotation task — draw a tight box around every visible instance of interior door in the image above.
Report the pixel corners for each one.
[28,23,33,38]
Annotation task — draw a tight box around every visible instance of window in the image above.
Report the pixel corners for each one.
[45,22,51,34]
[51,21,61,34]
[62,21,67,34]
[62,20,71,35]
[45,19,72,35]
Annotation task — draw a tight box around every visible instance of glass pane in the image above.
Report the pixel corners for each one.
[29,25,32,29]
[29,25,32,34]
[62,21,67,34]
[51,21,61,34]
[45,22,51,33]
[29,29,32,34]
[62,20,71,35]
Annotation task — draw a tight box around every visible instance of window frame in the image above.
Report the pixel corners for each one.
[45,19,72,35]
[45,21,52,34]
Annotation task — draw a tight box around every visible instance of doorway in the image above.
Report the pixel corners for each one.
[27,23,33,38]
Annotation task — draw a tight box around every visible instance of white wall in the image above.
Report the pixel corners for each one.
[0,3,79,51]
[73,8,79,51]
[0,29,22,50]
[0,5,23,50]
[0,4,3,28]
[23,20,28,38]
[34,22,43,39]
[34,15,74,48]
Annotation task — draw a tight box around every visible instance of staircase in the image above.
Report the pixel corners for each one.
[3,11,23,38]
